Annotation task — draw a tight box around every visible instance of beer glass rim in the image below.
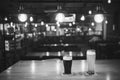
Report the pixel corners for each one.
[87,49,96,55]
[87,49,96,52]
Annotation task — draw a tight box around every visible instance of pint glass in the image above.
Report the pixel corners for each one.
[87,49,96,74]
[63,56,72,74]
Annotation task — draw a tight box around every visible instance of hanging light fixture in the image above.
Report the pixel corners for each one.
[94,14,104,23]
[93,4,106,23]
[18,13,28,22]
[55,13,65,22]
[80,15,85,21]
[108,0,111,4]
[18,3,28,22]
[55,2,65,23]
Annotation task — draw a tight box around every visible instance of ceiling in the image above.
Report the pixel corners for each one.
[0,0,120,15]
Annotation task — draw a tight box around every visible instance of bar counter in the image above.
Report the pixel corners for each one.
[0,59,120,80]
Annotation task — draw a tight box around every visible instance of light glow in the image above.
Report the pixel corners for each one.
[76,28,80,31]
[113,25,115,31]
[72,21,75,25]
[4,17,8,21]
[35,24,37,27]
[80,15,85,21]
[69,23,72,26]
[105,20,108,24]
[46,24,49,27]
[25,22,28,27]
[89,28,92,31]
[69,51,72,56]
[91,22,95,26]
[18,13,28,22]
[56,22,60,27]
[56,60,61,74]
[106,74,111,80]
[58,51,61,56]
[108,0,111,4]
[55,13,65,22]
[94,14,104,23]
[10,22,13,26]
[31,60,36,74]
[41,21,44,25]
[88,10,92,14]
[46,52,49,56]
[30,16,34,22]
[80,52,83,56]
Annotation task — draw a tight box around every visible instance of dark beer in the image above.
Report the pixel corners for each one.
[63,60,72,74]
[62,51,72,74]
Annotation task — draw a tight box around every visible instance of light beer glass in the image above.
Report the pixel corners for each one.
[87,49,96,74]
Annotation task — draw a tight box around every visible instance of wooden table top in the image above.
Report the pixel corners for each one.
[0,59,120,80]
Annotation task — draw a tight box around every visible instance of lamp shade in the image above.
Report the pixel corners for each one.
[55,13,65,22]
[18,13,28,22]
[80,15,85,21]
[94,14,104,23]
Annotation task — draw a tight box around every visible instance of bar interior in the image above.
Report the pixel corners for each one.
[0,0,120,80]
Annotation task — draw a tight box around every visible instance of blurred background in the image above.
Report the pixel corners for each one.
[0,0,120,73]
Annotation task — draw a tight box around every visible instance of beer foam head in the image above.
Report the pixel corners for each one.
[87,49,96,55]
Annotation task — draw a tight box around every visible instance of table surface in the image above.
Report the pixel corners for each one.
[0,59,120,80]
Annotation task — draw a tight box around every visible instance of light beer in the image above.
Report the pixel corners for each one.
[87,49,96,74]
